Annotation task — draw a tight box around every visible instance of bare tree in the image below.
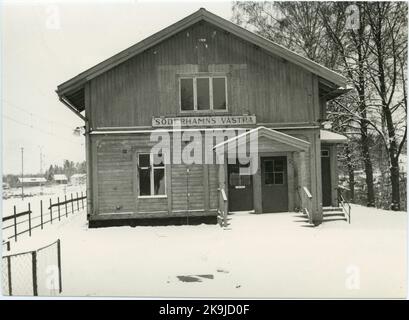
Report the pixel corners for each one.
[232,1,340,68]
[365,2,407,210]
[320,2,376,206]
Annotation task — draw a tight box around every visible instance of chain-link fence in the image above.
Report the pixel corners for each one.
[2,239,62,296]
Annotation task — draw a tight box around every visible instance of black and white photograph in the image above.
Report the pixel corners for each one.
[1,0,408,301]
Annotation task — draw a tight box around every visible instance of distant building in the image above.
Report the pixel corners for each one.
[70,173,86,185]
[54,174,68,184]
[18,177,47,186]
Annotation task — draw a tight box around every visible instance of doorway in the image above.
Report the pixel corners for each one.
[227,163,254,211]
[321,148,332,207]
[261,156,288,212]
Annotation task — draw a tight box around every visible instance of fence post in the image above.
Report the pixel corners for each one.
[7,256,12,296]
[13,206,17,242]
[81,191,84,209]
[65,195,68,217]
[57,197,61,221]
[7,241,10,251]
[49,198,53,224]
[76,192,79,212]
[57,239,62,293]
[40,200,43,230]
[32,251,38,296]
[71,193,74,214]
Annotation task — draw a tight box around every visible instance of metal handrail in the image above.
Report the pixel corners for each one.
[298,186,313,224]
[217,188,228,227]
[338,186,351,224]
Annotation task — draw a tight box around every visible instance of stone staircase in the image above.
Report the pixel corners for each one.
[322,206,348,223]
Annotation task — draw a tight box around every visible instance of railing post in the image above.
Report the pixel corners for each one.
[32,251,38,296]
[7,241,10,251]
[71,193,74,214]
[40,200,43,229]
[57,239,62,293]
[7,256,12,296]
[65,195,68,217]
[57,197,61,221]
[76,192,79,212]
[49,198,53,224]
[28,203,32,237]
[13,206,17,242]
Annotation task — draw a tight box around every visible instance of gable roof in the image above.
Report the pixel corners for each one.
[214,126,311,153]
[18,177,47,183]
[53,174,68,181]
[56,8,347,114]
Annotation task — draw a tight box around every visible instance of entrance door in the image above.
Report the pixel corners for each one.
[261,156,288,213]
[321,149,332,206]
[228,163,253,211]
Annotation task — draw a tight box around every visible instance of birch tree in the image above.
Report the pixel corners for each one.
[365,2,407,210]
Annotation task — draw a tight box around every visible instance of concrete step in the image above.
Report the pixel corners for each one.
[323,212,346,218]
[323,207,343,212]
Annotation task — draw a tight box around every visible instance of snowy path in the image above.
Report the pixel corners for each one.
[4,205,407,298]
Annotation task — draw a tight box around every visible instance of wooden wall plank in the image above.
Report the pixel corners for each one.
[89,21,317,128]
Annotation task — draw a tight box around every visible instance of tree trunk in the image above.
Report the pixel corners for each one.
[389,155,401,210]
[345,145,355,202]
[360,124,376,207]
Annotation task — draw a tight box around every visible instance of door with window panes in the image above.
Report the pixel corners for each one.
[228,163,254,212]
[261,156,288,212]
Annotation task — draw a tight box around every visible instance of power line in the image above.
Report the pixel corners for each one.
[2,99,81,130]
[3,114,84,146]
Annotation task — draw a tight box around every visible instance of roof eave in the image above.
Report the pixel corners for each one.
[56,8,348,104]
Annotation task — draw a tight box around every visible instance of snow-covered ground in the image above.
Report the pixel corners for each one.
[2,204,407,298]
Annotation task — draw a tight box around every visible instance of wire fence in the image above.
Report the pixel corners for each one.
[2,192,86,251]
[2,239,62,296]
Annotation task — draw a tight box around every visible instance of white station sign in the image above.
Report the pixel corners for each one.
[152,115,256,127]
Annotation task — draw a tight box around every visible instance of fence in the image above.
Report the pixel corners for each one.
[2,239,62,296]
[2,192,86,250]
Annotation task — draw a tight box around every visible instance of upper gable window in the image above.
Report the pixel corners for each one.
[180,76,227,112]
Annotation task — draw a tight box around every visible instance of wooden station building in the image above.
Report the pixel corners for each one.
[56,9,348,227]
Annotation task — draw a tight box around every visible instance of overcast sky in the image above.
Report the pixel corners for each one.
[1,0,232,175]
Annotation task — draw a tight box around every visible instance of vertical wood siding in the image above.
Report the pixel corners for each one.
[89,21,317,129]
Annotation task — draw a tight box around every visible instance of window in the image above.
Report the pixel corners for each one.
[321,150,330,157]
[180,76,227,111]
[264,159,285,185]
[180,79,194,111]
[138,153,166,197]
[229,163,252,187]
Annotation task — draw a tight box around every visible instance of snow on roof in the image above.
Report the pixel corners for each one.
[18,177,47,183]
[71,173,86,178]
[54,174,68,181]
[320,130,348,144]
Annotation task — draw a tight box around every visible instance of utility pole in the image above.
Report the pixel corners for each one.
[39,146,44,195]
[21,147,24,200]
[39,146,43,174]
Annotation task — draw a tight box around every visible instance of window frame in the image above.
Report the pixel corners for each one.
[137,152,167,198]
[264,159,285,186]
[179,75,228,113]
[321,149,330,157]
